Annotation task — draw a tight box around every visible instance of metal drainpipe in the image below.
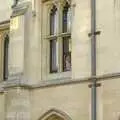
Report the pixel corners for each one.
[91,0,97,120]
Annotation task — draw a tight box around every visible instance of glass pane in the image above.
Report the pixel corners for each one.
[50,39,58,73]
[63,3,71,33]
[63,9,68,32]
[54,12,57,35]
[50,6,57,35]
[67,7,71,32]
[63,37,71,71]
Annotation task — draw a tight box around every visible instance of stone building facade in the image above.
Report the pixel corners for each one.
[0,0,120,120]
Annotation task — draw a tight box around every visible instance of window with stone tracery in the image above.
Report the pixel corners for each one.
[45,0,72,74]
[62,2,71,72]
[49,5,58,73]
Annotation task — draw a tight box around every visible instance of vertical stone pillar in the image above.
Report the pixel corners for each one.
[0,32,3,81]
[9,15,25,76]
[5,2,32,120]
[8,1,32,80]
[0,92,5,120]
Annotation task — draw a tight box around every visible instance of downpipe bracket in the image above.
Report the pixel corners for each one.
[88,31,101,37]
[88,83,101,88]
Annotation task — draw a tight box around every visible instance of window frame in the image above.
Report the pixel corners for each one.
[0,31,9,81]
[43,0,72,80]
[62,2,72,72]
[47,4,59,73]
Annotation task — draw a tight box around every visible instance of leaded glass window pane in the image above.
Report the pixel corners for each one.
[50,39,58,73]
[63,37,71,71]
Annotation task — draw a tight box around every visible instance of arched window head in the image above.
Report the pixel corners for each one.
[50,5,58,35]
[46,114,64,120]
[3,34,9,80]
[63,2,71,33]
[39,108,72,120]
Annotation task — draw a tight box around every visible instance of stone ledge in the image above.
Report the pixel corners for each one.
[30,72,120,89]
[0,72,120,92]
[0,20,10,31]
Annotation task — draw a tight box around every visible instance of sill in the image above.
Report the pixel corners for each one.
[47,71,71,81]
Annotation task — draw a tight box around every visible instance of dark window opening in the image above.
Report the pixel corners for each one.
[3,35,9,80]
[63,37,71,71]
[50,39,58,73]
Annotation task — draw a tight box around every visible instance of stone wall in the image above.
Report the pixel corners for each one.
[0,0,120,120]
[31,83,90,120]
[0,0,11,22]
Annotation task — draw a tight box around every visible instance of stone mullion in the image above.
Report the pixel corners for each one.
[43,4,51,77]
[58,3,63,72]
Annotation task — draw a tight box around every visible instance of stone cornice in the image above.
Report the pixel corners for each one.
[0,20,10,31]
[11,2,31,17]
[0,72,120,92]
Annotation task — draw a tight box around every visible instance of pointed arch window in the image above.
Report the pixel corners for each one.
[63,2,71,33]
[3,35,9,80]
[39,108,72,120]
[62,2,71,71]
[49,5,58,73]
[46,1,72,74]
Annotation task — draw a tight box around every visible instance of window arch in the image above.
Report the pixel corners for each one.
[3,34,9,80]
[63,2,71,33]
[62,2,71,72]
[46,1,72,74]
[49,5,58,73]
[39,108,72,120]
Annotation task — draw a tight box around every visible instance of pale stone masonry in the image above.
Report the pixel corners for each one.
[0,0,120,120]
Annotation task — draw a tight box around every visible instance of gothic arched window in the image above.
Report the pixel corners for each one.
[62,2,71,71]
[63,2,71,33]
[3,35,9,80]
[39,108,72,120]
[47,1,72,74]
[49,5,58,73]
